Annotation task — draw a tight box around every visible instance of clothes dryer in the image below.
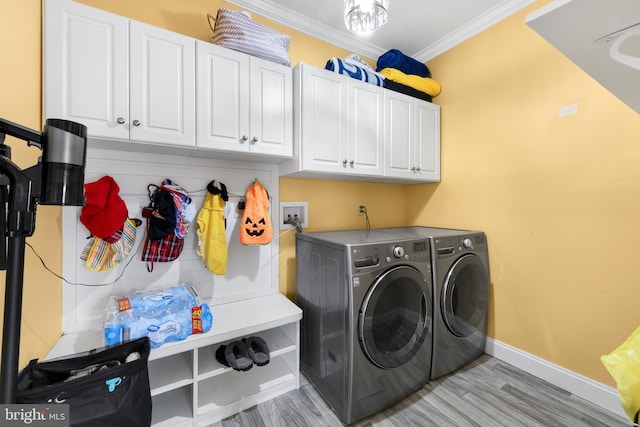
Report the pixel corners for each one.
[296,229,433,424]
[380,227,490,379]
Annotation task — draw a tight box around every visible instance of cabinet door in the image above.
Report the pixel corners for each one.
[384,91,415,179]
[130,21,196,147]
[348,81,383,176]
[299,65,348,173]
[248,57,293,157]
[43,0,129,140]
[415,102,441,181]
[196,42,250,151]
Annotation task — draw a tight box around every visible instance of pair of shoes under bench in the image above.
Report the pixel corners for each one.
[215,336,270,371]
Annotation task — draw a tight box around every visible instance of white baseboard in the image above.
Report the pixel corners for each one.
[485,337,626,420]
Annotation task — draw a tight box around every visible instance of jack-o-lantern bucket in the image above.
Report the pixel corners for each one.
[240,181,272,245]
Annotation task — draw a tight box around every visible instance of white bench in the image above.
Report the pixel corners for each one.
[47,293,302,427]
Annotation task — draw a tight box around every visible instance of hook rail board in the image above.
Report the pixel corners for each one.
[61,148,280,334]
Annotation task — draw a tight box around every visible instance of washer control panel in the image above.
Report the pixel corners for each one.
[351,240,430,272]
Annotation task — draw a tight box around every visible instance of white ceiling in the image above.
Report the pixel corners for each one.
[225,0,535,63]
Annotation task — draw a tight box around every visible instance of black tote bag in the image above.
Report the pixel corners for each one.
[16,337,152,427]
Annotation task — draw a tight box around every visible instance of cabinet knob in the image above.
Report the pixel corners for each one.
[251,137,258,144]
[241,135,248,143]
[342,159,348,166]
[349,160,354,166]
[411,167,416,171]
[116,117,125,125]
[416,167,421,172]
[132,120,141,127]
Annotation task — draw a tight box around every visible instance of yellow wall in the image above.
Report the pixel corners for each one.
[278,178,408,299]
[3,0,636,390]
[410,0,640,385]
[0,0,66,368]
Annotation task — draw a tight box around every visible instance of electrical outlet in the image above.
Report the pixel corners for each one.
[357,203,366,216]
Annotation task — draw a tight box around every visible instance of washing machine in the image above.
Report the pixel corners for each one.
[380,227,490,379]
[296,229,433,424]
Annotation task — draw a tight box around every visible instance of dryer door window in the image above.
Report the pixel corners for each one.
[359,266,431,369]
[442,254,489,337]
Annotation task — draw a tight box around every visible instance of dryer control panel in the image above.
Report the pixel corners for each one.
[434,233,488,260]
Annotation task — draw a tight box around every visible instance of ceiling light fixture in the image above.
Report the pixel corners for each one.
[344,0,389,33]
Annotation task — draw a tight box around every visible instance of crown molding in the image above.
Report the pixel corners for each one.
[224,0,387,59]
[414,0,535,62]
[225,0,534,62]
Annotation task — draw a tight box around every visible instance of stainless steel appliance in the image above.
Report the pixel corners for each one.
[383,227,490,379]
[296,229,433,424]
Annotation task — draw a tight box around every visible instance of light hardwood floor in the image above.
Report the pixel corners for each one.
[210,354,629,427]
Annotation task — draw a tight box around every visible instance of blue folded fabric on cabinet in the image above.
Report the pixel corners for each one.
[376,49,431,78]
[325,57,384,87]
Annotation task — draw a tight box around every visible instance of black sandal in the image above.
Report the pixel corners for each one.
[242,336,270,367]
[215,341,253,371]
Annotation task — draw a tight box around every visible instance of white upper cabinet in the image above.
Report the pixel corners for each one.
[129,22,196,146]
[43,0,129,140]
[347,79,385,175]
[44,0,196,147]
[384,90,440,182]
[196,42,292,158]
[415,101,441,181]
[297,63,348,174]
[282,63,383,177]
[282,62,439,183]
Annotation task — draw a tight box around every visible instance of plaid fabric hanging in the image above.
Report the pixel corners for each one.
[140,223,184,272]
[141,181,187,272]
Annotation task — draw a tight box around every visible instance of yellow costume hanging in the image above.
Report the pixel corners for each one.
[196,180,228,275]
